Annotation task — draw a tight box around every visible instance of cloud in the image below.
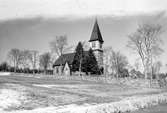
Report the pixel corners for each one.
[0,0,167,20]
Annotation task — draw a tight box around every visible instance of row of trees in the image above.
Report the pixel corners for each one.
[0,62,52,74]
[0,35,70,75]
[0,35,70,74]
[8,49,39,73]
[6,49,52,74]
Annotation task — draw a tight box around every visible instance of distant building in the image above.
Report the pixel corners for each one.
[53,19,104,75]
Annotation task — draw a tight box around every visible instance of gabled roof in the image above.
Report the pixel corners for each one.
[53,53,75,67]
[89,19,104,43]
[53,51,89,67]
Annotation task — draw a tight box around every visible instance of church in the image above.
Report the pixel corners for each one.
[53,20,104,75]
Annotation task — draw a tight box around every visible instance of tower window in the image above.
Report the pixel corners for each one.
[100,44,102,48]
[92,42,96,48]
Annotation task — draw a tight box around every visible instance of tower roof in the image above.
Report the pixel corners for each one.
[89,19,104,43]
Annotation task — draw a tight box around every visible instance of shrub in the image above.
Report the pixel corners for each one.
[158,73,167,87]
[0,62,9,72]
[119,68,129,78]
[130,69,144,79]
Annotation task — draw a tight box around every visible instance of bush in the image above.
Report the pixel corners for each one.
[157,73,167,87]
[130,69,144,79]
[0,62,9,72]
[119,68,129,78]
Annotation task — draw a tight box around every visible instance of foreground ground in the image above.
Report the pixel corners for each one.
[0,73,166,113]
[132,103,167,113]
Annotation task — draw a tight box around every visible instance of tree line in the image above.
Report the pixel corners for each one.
[0,49,52,74]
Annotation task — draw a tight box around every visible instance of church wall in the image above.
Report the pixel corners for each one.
[90,41,102,50]
[94,50,103,68]
[63,63,71,76]
[53,66,59,75]
[54,66,62,75]
[53,67,57,75]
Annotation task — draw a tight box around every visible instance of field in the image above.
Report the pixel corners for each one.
[0,73,166,113]
[132,103,167,113]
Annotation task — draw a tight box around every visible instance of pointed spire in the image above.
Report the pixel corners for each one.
[89,19,104,43]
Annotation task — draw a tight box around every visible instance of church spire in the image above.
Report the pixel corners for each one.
[89,19,104,43]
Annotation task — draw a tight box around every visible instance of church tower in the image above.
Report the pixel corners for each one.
[89,19,104,68]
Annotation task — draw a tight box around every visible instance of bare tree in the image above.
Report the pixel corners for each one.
[50,35,69,58]
[153,61,162,79]
[26,50,39,74]
[39,52,51,74]
[134,59,141,71]
[127,23,164,80]
[103,47,114,75]
[20,50,31,69]
[103,47,128,78]
[111,50,128,78]
[8,48,23,72]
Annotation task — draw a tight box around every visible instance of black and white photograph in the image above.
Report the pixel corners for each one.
[0,0,167,113]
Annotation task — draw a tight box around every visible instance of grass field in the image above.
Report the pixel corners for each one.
[0,73,166,112]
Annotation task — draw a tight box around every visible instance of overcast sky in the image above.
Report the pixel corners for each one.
[0,0,167,71]
[0,0,167,19]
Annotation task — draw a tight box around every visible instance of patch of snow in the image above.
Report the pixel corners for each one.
[33,84,90,89]
[0,92,167,113]
[0,89,21,109]
[33,84,57,88]
[0,72,11,76]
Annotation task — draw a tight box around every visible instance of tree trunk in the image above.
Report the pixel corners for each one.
[14,60,16,73]
[14,67,16,73]
[79,58,82,76]
[150,54,153,88]
[142,60,148,80]
[144,66,147,79]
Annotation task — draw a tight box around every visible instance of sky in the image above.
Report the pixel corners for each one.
[0,0,167,72]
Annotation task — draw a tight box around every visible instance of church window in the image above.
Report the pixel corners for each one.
[56,67,59,73]
[100,44,102,48]
[92,42,96,48]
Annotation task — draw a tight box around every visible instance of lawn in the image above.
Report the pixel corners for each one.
[0,73,166,112]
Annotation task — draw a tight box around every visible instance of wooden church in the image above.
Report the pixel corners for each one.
[53,20,104,75]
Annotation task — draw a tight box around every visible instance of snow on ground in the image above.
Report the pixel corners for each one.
[0,77,166,113]
[0,89,26,110]
[0,92,167,113]
[0,83,167,113]
[0,89,20,109]
[33,84,58,88]
[33,84,162,98]
[0,72,11,76]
